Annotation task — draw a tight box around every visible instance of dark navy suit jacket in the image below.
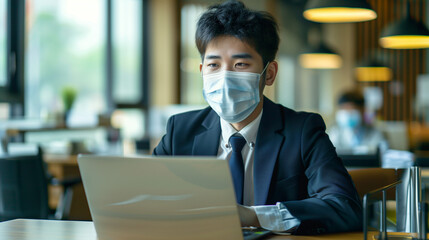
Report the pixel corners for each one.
[153,97,362,234]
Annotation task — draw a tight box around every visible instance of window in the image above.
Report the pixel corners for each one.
[112,0,143,104]
[180,4,206,105]
[1,0,148,154]
[110,0,147,141]
[0,0,6,87]
[25,0,106,125]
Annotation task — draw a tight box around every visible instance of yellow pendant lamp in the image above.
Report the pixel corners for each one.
[355,60,392,82]
[380,0,429,49]
[299,43,342,69]
[303,0,377,23]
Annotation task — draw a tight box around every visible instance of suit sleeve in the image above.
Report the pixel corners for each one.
[152,116,174,155]
[281,114,363,235]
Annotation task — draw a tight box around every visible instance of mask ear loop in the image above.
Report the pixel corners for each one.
[258,62,271,97]
[260,62,270,83]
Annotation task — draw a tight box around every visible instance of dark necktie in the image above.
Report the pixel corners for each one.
[229,135,246,204]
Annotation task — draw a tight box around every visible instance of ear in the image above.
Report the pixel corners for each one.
[199,63,203,73]
[265,61,278,86]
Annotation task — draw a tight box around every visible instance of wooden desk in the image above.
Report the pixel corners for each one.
[0,219,96,240]
[0,219,376,240]
[44,154,91,220]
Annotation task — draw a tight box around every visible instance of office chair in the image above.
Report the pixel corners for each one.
[0,147,80,221]
[348,168,400,232]
[348,168,398,199]
[349,167,426,235]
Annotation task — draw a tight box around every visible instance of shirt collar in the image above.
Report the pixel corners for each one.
[220,110,263,147]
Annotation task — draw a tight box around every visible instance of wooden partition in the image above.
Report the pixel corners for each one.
[356,0,427,123]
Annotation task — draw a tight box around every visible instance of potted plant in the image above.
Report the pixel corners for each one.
[61,86,77,126]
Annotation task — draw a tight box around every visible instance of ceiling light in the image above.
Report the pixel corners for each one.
[299,43,342,69]
[380,18,429,49]
[303,0,377,23]
[355,59,392,82]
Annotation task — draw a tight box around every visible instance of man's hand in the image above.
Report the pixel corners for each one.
[237,204,261,227]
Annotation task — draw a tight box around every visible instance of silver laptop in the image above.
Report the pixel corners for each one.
[78,155,271,240]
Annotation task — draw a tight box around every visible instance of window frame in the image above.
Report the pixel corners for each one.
[0,0,25,108]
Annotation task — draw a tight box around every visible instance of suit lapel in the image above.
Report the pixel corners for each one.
[192,110,221,156]
[254,98,285,205]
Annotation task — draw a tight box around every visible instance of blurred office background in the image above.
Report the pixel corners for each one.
[2,0,429,155]
[1,0,429,220]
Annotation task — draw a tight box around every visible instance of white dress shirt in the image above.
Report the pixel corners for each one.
[217,110,301,232]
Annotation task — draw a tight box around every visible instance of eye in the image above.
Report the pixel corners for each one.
[207,63,218,68]
[235,62,249,69]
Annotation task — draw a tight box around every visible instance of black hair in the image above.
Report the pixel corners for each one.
[338,91,365,107]
[195,0,279,65]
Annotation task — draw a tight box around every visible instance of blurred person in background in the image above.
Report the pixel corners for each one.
[328,91,387,155]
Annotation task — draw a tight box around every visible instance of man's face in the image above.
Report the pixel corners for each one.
[199,35,278,126]
[200,35,264,75]
[200,36,267,94]
[339,102,364,116]
[336,102,364,128]
[200,36,271,97]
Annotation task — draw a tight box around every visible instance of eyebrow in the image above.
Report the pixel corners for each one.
[232,53,253,59]
[205,55,221,60]
[204,53,253,60]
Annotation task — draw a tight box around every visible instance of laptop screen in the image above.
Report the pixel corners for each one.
[78,155,244,240]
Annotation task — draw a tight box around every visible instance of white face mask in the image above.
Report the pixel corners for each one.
[336,109,362,129]
[202,64,268,123]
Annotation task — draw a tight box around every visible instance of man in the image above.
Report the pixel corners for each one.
[153,0,362,235]
[328,91,387,155]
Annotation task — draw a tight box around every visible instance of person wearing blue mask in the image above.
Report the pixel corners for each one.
[328,91,387,155]
[153,0,361,235]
